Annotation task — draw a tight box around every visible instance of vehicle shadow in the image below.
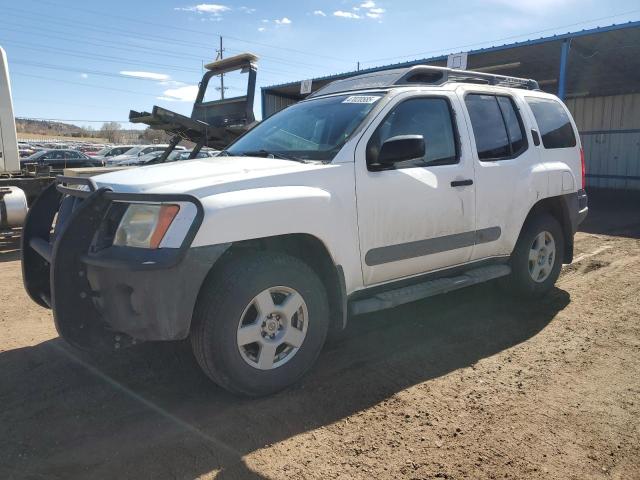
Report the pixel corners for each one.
[0,283,569,479]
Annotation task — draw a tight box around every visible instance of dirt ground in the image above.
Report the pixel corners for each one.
[1,190,639,480]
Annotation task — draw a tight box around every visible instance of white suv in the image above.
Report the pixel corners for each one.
[22,66,588,396]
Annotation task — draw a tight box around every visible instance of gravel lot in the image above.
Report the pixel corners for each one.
[1,190,639,480]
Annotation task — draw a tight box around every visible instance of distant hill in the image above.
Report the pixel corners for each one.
[16,118,91,137]
[15,118,170,144]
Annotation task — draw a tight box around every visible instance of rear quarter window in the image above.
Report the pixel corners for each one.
[526,97,576,149]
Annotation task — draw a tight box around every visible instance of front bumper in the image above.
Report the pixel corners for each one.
[22,177,228,350]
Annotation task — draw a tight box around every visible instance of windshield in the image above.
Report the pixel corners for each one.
[226,93,383,161]
[25,150,48,160]
[94,147,110,156]
[121,146,144,156]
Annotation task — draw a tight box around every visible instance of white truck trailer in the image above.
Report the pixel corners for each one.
[0,46,48,231]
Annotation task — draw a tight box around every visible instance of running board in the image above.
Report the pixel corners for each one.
[349,264,511,316]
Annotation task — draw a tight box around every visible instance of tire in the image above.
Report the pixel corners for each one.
[190,251,330,397]
[503,213,565,298]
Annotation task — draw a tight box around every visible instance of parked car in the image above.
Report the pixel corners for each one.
[117,149,219,166]
[90,145,134,161]
[116,150,164,166]
[78,145,105,156]
[21,149,104,173]
[19,148,36,158]
[105,144,186,165]
[22,66,588,397]
[168,149,220,161]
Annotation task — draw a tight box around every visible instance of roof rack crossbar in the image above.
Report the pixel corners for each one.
[397,66,539,90]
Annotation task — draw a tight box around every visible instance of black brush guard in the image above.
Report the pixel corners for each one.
[21,177,213,351]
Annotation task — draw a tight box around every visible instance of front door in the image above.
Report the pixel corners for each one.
[355,93,476,286]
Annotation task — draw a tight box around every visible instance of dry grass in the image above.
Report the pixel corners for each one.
[17,133,109,143]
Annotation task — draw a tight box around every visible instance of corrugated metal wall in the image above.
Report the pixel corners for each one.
[566,93,640,190]
[263,93,297,118]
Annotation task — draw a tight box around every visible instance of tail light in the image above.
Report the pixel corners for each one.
[580,147,585,189]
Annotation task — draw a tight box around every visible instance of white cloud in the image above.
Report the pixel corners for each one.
[160,85,199,102]
[258,26,266,32]
[120,71,171,81]
[158,80,187,87]
[313,10,326,16]
[80,73,88,79]
[274,17,292,25]
[239,6,255,13]
[175,4,230,15]
[366,8,385,19]
[261,18,269,23]
[360,1,375,7]
[333,10,361,19]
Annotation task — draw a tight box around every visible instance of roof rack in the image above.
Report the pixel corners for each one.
[310,65,539,98]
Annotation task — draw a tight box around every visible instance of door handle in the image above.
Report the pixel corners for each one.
[451,179,473,187]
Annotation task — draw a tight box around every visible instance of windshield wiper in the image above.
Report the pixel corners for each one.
[237,150,309,163]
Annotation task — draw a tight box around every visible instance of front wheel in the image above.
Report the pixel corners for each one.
[190,251,329,397]
[504,213,565,298]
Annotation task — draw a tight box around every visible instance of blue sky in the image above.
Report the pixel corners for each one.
[2,0,639,129]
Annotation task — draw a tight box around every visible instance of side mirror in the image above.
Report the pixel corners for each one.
[372,135,425,169]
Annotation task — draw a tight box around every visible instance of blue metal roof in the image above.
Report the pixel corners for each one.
[262,20,640,91]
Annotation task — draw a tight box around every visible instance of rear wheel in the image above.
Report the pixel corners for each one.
[190,251,329,396]
[504,213,564,297]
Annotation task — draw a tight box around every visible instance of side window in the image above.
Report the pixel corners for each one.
[367,97,458,169]
[464,94,527,161]
[526,97,576,149]
[496,96,527,156]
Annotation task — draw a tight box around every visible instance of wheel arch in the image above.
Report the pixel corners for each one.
[197,233,348,334]
[520,194,576,263]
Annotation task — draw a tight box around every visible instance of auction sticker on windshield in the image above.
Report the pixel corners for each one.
[342,95,380,104]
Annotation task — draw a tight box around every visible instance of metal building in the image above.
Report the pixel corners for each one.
[261,22,640,190]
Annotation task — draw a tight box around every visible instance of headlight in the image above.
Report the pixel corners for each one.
[113,203,180,249]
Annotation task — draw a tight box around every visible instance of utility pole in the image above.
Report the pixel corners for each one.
[216,35,226,99]
[357,61,360,71]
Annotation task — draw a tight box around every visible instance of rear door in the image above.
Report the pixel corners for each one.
[355,92,477,286]
[460,89,540,260]
[524,96,582,193]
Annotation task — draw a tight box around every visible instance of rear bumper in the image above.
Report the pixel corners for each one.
[577,188,588,225]
[21,177,227,350]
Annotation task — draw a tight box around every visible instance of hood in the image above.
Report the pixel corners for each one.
[92,156,329,196]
